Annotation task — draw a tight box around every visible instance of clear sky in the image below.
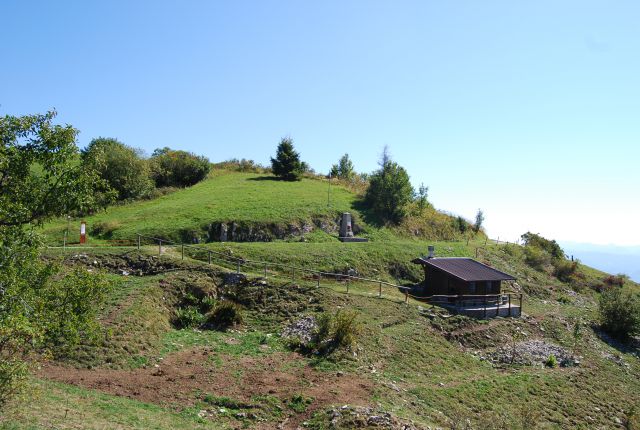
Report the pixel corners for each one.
[2,1,639,246]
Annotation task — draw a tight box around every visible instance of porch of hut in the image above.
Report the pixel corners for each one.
[411,248,521,318]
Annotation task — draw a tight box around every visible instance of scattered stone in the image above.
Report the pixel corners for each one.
[281,315,317,345]
[488,340,578,367]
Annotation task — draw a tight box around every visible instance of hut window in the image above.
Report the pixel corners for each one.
[469,282,476,294]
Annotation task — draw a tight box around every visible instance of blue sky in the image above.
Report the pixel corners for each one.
[2,1,639,246]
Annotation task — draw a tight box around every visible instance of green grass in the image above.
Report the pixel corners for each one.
[42,171,357,244]
[0,379,221,430]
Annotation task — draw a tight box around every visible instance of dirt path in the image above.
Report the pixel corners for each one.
[39,348,373,429]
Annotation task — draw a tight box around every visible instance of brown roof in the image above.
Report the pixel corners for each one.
[411,257,516,282]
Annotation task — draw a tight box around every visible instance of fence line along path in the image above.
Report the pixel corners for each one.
[134,234,414,303]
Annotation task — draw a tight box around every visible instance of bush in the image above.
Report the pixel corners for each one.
[271,137,305,181]
[552,260,578,283]
[206,301,243,329]
[307,310,361,354]
[150,147,211,187]
[82,137,154,201]
[333,310,360,348]
[599,288,640,340]
[524,246,549,271]
[545,354,558,368]
[174,306,205,329]
[364,151,414,224]
[603,274,626,288]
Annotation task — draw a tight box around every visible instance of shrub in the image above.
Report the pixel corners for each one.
[520,232,565,259]
[271,137,305,181]
[599,288,640,340]
[308,310,361,354]
[552,260,578,283]
[82,137,154,201]
[206,301,243,329]
[330,153,355,180]
[150,147,211,188]
[603,274,626,288]
[524,246,549,271]
[545,354,558,368]
[364,148,414,224]
[174,306,205,329]
[287,394,313,413]
[333,310,360,348]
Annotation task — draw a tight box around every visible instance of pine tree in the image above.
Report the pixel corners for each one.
[270,137,304,181]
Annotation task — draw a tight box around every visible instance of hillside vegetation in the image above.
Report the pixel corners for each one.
[42,169,474,245]
[5,165,637,430]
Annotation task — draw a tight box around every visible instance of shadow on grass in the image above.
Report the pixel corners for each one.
[592,325,640,356]
[246,176,301,182]
[350,199,385,228]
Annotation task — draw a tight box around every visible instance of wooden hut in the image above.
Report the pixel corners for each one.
[412,250,520,317]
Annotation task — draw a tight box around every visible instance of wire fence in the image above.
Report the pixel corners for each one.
[49,233,525,312]
[129,234,414,303]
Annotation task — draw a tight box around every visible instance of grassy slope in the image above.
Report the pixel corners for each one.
[14,171,638,429]
[42,171,358,244]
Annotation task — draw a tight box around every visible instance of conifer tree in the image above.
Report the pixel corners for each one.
[270,137,304,181]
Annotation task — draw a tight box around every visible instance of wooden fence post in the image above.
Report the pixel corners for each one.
[137,234,141,251]
[292,267,295,282]
[181,244,184,260]
[483,295,487,319]
[237,260,241,274]
[208,251,211,265]
[404,289,408,304]
[264,263,268,278]
[520,294,523,316]
[346,277,349,294]
[317,275,320,288]
[379,281,382,298]
[158,239,162,257]
[508,294,512,317]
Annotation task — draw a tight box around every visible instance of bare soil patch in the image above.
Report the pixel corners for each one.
[39,347,372,428]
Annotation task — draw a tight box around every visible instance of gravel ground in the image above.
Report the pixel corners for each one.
[487,339,578,367]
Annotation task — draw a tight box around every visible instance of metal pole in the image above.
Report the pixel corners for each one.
[508,294,512,317]
[63,231,67,249]
[496,294,500,317]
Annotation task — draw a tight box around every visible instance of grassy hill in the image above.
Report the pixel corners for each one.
[41,169,468,245]
[4,169,637,429]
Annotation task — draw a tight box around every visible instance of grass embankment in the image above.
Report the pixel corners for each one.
[42,171,357,244]
[41,169,476,246]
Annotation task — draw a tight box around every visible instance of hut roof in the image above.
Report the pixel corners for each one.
[411,257,516,282]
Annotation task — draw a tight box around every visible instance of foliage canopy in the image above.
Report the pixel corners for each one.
[271,137,304,181]
[364,151,414,224]
[150,147,211,187]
